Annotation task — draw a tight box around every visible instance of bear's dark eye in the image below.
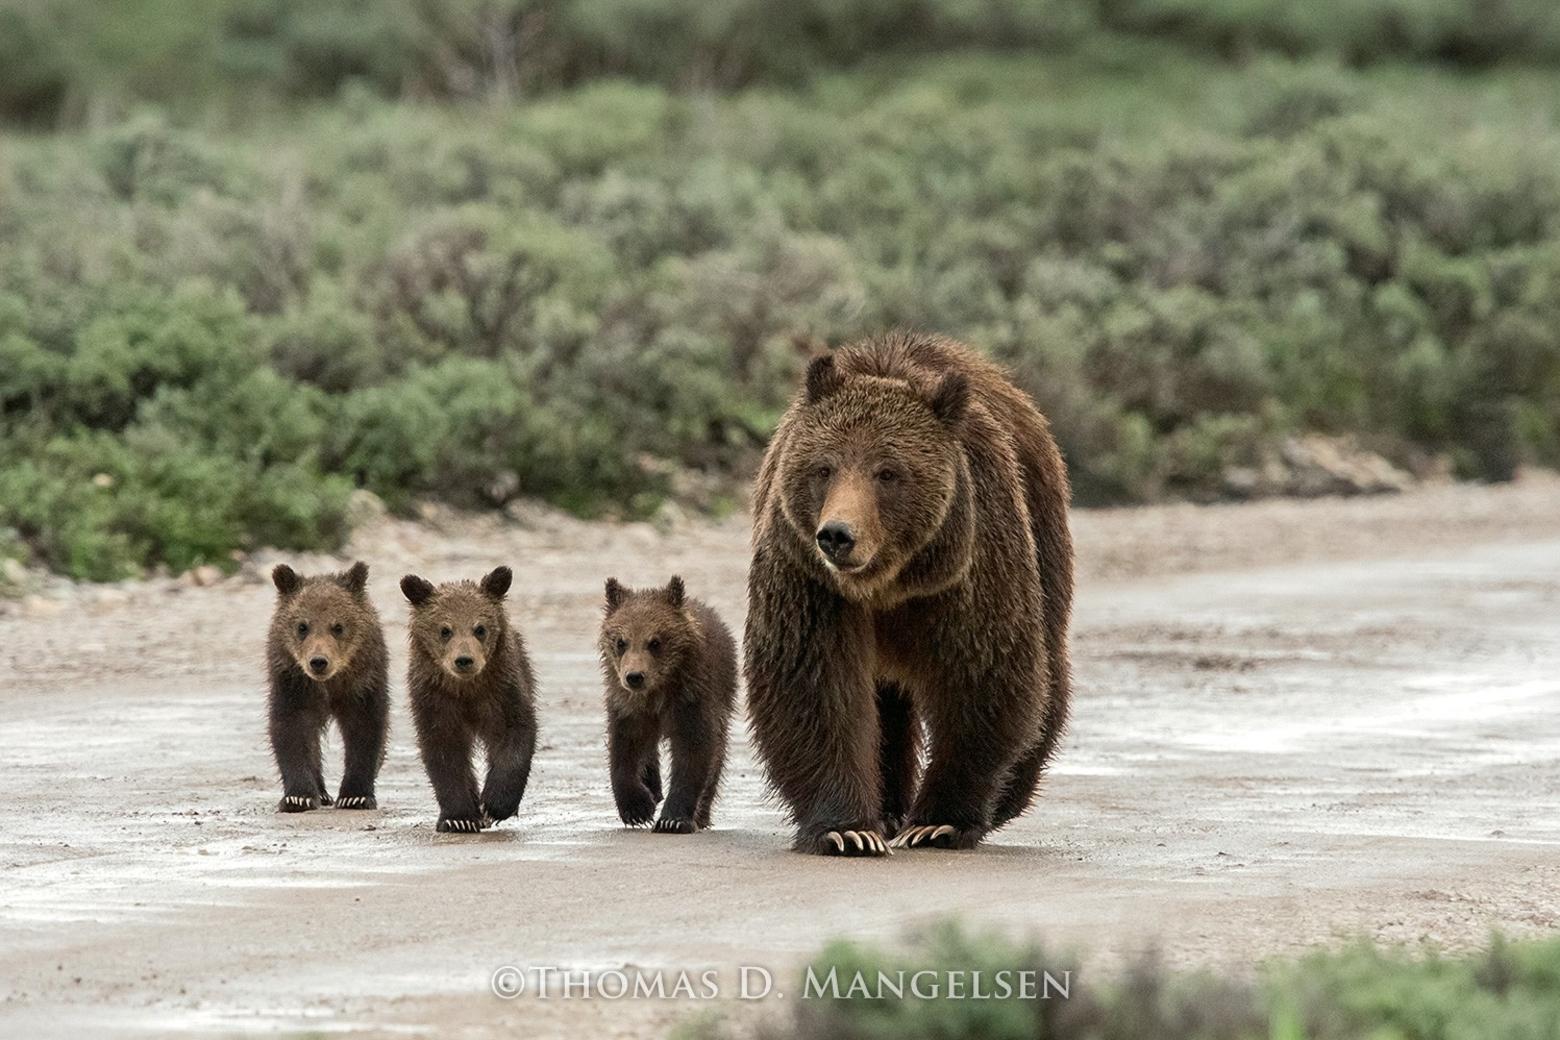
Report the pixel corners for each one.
[296,621,309,637]
[330,622,345,636]
[815,464,832,481]
[615,638,627,655]
[875,467,899,484]
[647,637,662,654]
[474,624,487,639]
[440,625,453,641]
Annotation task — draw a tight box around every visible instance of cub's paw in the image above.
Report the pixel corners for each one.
[335,794,377,810]
[652,815,697,835]
[616,787,658,828]
[805,829,890,857]
[317,791,335,807]
[479,799,518,825]
[436,815,486,834]
[890,823,983,850]
[278,794,320,813]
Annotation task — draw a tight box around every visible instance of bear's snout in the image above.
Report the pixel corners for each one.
[624,671,646,690]
[453,655,475,672]
[308,656,330,676]
[815,521,857,564]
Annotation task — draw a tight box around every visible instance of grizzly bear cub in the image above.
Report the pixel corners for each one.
[598,576,737,834]
[745,331,1074,856]
[401,566,539,833]
[267,561,389,812]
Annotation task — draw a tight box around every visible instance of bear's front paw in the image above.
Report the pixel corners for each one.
[278,794,320,813]
[890,823,983,850]
[317,791,335,807]
[479,798,518,824]
[616,786,658,828]
[652,815,697,834]
[436,815,486,834]
[805,828,890,857]
[335,793,377,810]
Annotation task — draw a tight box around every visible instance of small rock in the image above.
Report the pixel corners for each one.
[184,565,224,588]
[22,595,65,618]
[91,472,115,489]
[345,489,388,529]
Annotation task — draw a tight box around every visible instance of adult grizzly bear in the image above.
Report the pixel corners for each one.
[745,331,1073,856]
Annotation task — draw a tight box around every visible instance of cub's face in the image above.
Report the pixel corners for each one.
[272,562,372,682]
[600,577,692,698]
[780,356,968,600]
[401,567,512,682]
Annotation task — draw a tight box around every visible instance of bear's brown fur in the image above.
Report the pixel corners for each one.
[745,331,1073,855]
[598,576,737,833]
[267,561,389,812]
[401,566,539,834]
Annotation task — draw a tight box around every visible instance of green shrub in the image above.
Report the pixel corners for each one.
[680,925,1560,1040]
[5,43,1560,576]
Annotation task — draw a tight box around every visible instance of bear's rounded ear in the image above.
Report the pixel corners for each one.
[401,574,435,607]
[664,575,685,609]
[604,577,626,612]
[804,353,843,405]
[929,371,969,427]
[480,566,512,600]
[339,561,369,596]
[272,564,301,596]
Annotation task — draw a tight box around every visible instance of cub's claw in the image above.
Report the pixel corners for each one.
[653,816,697,834]
[436,816,485,834]
[890,823,979,850]
[335,794,377,810]
[818,829,890,857]
[278,794,319,813]
[318,792,335,807]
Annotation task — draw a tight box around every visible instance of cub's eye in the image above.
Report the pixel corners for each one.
[296,621,309,637]
[440,625,453,641]
[815,464,832,481]
[474,624,487,639]
[330,622,345,636]
[647,637,662,654]
[875,468,899,484]
[614,638,627,655]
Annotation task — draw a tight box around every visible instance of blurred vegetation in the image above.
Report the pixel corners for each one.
[678,924,1560,1040]
[3,1,1560,578]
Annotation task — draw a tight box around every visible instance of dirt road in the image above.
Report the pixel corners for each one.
[2,478,1558,1038]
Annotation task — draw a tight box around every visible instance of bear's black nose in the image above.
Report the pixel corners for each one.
[625,671,646,689]
[454,656,475,671]
[816,521,856,561]
[308,657,329,675]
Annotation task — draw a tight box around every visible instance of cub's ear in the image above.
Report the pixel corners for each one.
[480,566,513,600]
[338,560,369,596]
[664,575,685,609]
[272,564,301,596]
[604,577,626,612]
[929,371,969,427]
[804,353,843,405]
[400,574,435,607]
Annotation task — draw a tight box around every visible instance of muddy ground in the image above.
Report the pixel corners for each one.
[2,477,1558,1038]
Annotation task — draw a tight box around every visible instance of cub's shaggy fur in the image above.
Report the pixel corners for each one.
[401,566,539,833]
[599,576,737,833]
[267,561,389,812]
[745,331,1074,856]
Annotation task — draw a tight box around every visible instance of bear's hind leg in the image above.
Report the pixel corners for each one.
[642,753,663,804]
[893,671,1030,851]
[876,682,920,838]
